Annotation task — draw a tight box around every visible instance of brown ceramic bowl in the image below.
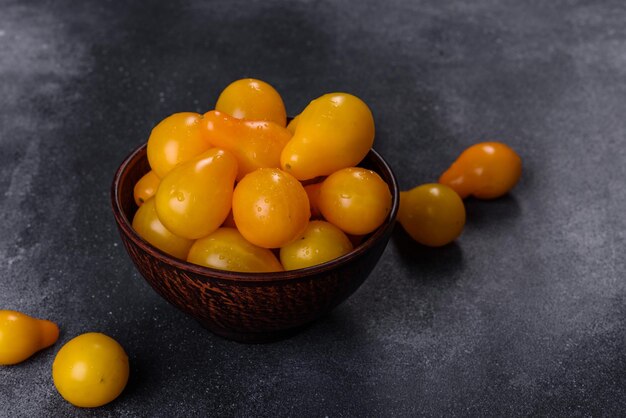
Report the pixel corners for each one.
[111,143,399,343]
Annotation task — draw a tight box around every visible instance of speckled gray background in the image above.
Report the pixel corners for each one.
[1,0,625,416]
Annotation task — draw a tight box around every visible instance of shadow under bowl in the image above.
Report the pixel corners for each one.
[111,144,399,343]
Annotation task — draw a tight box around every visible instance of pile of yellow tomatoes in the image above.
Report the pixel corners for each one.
[134,78,524,267]
[2,79,524,411]
[133,79,392,272]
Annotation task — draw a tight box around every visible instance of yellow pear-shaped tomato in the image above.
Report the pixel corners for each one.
[215,78,287,127]
[133,170,160,206]
[318,167,391,235]
[147,112,211,179]
[280,221,353,270]
[0,310,59,365]
[132,198,194,259]
[439,142,522,199]
[187,228,283,272]
[202,110,292,180]
[280,93,375,180]
[155,148,238,239]
[232,168,310,248]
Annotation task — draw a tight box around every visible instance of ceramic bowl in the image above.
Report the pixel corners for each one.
[111,143,399,342]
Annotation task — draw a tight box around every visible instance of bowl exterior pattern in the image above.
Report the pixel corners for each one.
[112,144,398,342]
[117,225,389,342]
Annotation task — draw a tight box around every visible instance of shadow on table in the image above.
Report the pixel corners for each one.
[280,307,381,415]
[118,352,151,402]
[391,226,464,283]
[463,194,522,227]
[391,194,521,281]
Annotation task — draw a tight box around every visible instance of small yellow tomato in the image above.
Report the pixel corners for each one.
[280,221,353,270]
[232,168,310,248]
[133,170,160,206]
[215,78,287,126]
[147,112,211,179]
[398,184,465,247]
[318,167,391,235]
[52,333,129,408]
[439,141,522,199]
[202,110,292,180]
[155,148,238,240]
[280,93,374,180]
[132,198,194,259]
[0,310,59,365]
[187,228,283,272]
[304,182,323,219]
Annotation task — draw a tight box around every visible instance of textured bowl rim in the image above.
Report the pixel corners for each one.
[111,143,399,283]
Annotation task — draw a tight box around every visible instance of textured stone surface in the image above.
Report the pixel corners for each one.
[1,0,625,416]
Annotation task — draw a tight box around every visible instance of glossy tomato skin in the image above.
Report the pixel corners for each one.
[0,310,59,365]
[187,227,283,272]
[147,112,211,179]
[280,93,375,180]
[439,141,522,199]
[398,184,465,247]
[155,148,238,240]
[133,170,160,206]
[52,333,129,408]
[215,78,287,127]
[304,182,323,219]
[232,168,310,248]
[131,198,194,260]
[280,221,353,270]
[202,110,292,180]
[318,167,391,235]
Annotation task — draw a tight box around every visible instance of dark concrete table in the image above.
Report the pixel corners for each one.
[1,1,625,416]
